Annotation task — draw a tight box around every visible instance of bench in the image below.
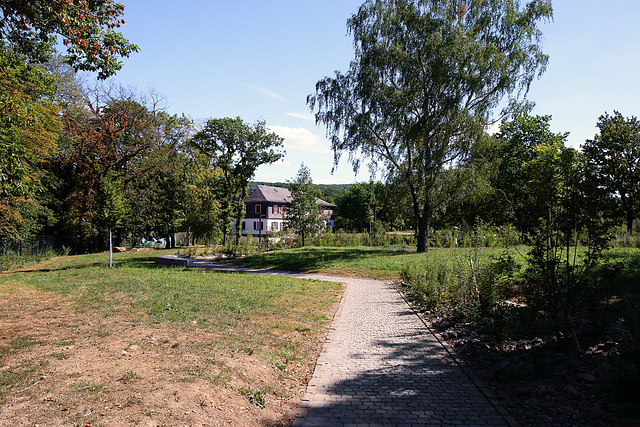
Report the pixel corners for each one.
[154,255,194,267]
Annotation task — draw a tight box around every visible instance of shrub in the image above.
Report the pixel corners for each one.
[402,250,482,321]
[316,227,336,247]
[335,230,362,247]
[402,248,524,327]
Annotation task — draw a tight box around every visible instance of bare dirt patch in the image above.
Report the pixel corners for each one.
[0,289,336,426]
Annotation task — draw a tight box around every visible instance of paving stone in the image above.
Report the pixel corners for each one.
[289,274,510,426]
[194,263,511,426]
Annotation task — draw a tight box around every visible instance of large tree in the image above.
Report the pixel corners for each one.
[0,0,138,79]
[475,114,568,233]
[582,111,640,234]
[190,117,284,245]
[52,86,159,252]
[335,182,380,231]
[308,0,552,252]
[0,46,60,241]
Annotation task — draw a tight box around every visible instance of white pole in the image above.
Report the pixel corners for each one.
[109,228,113,268]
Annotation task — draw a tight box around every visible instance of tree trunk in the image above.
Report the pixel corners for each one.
[416,212,431,253]
[234,216,242,247]
[627,210,634,235]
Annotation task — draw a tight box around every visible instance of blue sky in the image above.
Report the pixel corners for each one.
[108,1,640,184]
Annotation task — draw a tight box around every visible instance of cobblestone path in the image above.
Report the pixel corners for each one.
[293,275,509,427]
[191,262,510,426]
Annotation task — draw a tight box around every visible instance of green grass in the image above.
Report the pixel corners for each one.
[0,249,341,355]
[224,246,530,279]
[225,245,640,280]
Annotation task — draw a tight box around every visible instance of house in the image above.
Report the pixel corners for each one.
[240,185,335,235]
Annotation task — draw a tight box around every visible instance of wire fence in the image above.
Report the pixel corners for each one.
[0,235,70,271]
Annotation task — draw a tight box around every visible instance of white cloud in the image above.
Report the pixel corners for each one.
[286,111,315,122]
[273,158,293,167]
[243,84,286,102]
[485,120,502,136]
[268,126,331,154]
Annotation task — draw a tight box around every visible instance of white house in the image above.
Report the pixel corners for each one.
[240,185,335,235]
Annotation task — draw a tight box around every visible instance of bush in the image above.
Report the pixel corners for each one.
[0,247,59,271]
[335,230,363,247]
[402,250,481,321]
[316,227,337,247]
[402,248,523,325]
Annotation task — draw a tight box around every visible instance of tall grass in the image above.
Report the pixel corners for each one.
[400,247,524,322]
[0,247,63,272]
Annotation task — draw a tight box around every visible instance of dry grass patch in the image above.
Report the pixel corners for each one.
[0,252,342,426]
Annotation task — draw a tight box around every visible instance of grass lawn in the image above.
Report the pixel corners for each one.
[1,245,637,425]
[224,245,531,280]
[0,249,342,426]
[225,245,640,280]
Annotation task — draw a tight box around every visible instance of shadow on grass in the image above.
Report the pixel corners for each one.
[1,252,175,274]
[224,247,413,272]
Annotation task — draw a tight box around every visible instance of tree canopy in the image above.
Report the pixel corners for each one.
[582,111,640,234]
[0,45,61,240]
[190,117,285,244]
[308,0,553,252]
[0,0,138,79]
[286,164,326,247]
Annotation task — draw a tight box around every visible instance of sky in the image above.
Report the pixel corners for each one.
[105,0,640,184]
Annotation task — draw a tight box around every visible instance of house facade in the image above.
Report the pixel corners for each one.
[240,185,335,235]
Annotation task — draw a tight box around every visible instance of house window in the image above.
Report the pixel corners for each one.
[255,204,261,214]
[253,221,264,231]
[241,221,246,230]
[245,205,249,214]
[271,222,278,231]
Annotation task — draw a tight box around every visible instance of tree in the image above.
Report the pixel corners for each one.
[470,114,568,234]
[51,86,159,252]
[335,182,379,231]
[190,117,284,245]
[182,152,220,246]
[582,111,640,234]
[286,164,326,247]
[522,142,611,353]
[0,46,61,241]
[0,0,138,79]
[123,111,193,248]
[308,0,552,252]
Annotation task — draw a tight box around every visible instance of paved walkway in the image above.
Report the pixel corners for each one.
[192,261,510,426]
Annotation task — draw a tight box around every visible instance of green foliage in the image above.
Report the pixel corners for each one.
[0,0,138,79]
[334,230,364,247]
[316,227,336,247]
[364,221,390,247]
[51,87,163,252]
[335,182,381,231]
[401,249,492,322]
[582,111,640,234]
[470,114,569,234]
[309,0,552,252]
[515,142,613,351]
[240,387,267,408]
[401,247,523,323]
[190,117,284,246]
[0,46,61,241]
[286,164,327,247]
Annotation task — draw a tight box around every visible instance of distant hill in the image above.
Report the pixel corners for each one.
[250,182,352,203]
